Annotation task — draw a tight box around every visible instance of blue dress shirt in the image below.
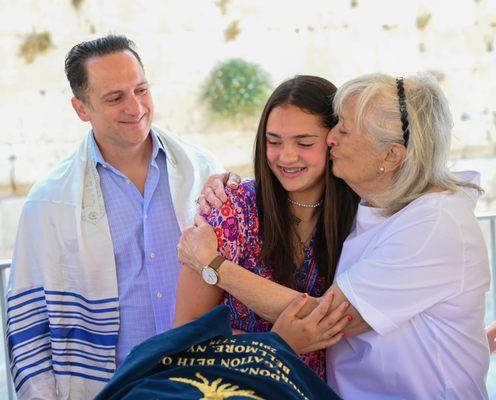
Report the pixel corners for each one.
[90,132,182,366]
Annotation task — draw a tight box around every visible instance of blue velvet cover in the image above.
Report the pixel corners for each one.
[95,305,341,400]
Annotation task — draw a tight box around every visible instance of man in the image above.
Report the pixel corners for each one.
[6,35,223,399]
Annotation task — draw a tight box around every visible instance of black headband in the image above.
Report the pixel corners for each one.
[396,77,410,146]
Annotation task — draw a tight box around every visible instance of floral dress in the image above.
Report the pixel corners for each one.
[203,179,327,379]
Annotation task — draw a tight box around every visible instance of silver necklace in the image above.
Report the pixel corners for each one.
[288,198,323,208]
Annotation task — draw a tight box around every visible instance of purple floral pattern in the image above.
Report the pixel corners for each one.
[203,179,327,379]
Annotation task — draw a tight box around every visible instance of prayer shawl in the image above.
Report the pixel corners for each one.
[6,127,223,400]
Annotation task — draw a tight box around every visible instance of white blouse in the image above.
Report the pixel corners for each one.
[327,172,490,399]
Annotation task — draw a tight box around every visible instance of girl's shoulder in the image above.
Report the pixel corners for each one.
[224,179,257,207]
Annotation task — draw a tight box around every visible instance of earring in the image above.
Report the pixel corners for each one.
[379,166,385,174]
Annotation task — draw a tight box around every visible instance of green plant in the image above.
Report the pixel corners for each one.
[202,58,272,121]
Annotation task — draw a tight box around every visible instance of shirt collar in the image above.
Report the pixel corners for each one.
[89,129,165,168]
[89,131,105,168]
[150,128,166,161]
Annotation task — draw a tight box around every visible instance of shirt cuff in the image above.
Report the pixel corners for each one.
[336,271,398,336]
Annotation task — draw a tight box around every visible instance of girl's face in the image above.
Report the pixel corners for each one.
[265,104,329,201]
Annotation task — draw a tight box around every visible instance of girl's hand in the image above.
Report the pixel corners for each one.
[271,291,351,354]
[486,321,496,354]
[177,215,219,271]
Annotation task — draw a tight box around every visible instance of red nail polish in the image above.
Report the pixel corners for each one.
[301,293,308,299]
[347,315,353,321]
[341,332,346,337]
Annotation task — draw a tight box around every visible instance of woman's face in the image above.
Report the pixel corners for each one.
[265,104,329,201]
[327,97,385,192]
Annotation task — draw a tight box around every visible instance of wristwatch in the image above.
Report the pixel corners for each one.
[201,255,226,285]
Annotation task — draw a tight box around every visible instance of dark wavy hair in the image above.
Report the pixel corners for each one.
[64,34,143,103]
[254,75,359,287]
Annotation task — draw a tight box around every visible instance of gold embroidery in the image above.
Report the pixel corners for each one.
[169,372,265,399]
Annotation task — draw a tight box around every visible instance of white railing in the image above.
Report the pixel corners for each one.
[478,213,496,324]
[1,214,496,400]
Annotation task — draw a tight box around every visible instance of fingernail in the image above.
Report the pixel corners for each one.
[301,293,308,299]
[341,332,346,337]
[347,315,353,321]
[328,290,334,296]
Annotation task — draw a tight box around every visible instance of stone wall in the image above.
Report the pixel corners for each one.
[1,0,495,189]
[1,0,496,256]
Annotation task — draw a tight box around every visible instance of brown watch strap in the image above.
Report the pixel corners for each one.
[208,255,226,271]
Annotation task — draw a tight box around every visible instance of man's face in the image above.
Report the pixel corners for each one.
[72,50,154,152]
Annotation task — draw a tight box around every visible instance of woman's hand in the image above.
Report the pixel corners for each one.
[197,172,241,214]
[271,291,351,354]
[177,215,219,272]
[486,321,496,354]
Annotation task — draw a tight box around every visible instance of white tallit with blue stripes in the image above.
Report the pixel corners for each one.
[6,127,222,399]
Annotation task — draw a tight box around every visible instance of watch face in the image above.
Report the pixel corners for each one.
[201,267,218,285]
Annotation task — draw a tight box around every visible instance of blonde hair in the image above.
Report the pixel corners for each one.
[333,72,482,215]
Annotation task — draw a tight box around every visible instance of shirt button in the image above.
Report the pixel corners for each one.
[102,164,108,169]
[126,179,131,184]
[156,291,162,299]
[150,252,156,259]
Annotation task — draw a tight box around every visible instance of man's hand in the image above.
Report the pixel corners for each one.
[271,291,351,354]
[197,172,241,214]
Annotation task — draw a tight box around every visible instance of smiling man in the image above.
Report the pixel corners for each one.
[6,35,222,400]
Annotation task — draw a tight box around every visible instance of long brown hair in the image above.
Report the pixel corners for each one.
[254,75,359,287]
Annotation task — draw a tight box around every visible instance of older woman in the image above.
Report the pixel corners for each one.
[177,73,490,399]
